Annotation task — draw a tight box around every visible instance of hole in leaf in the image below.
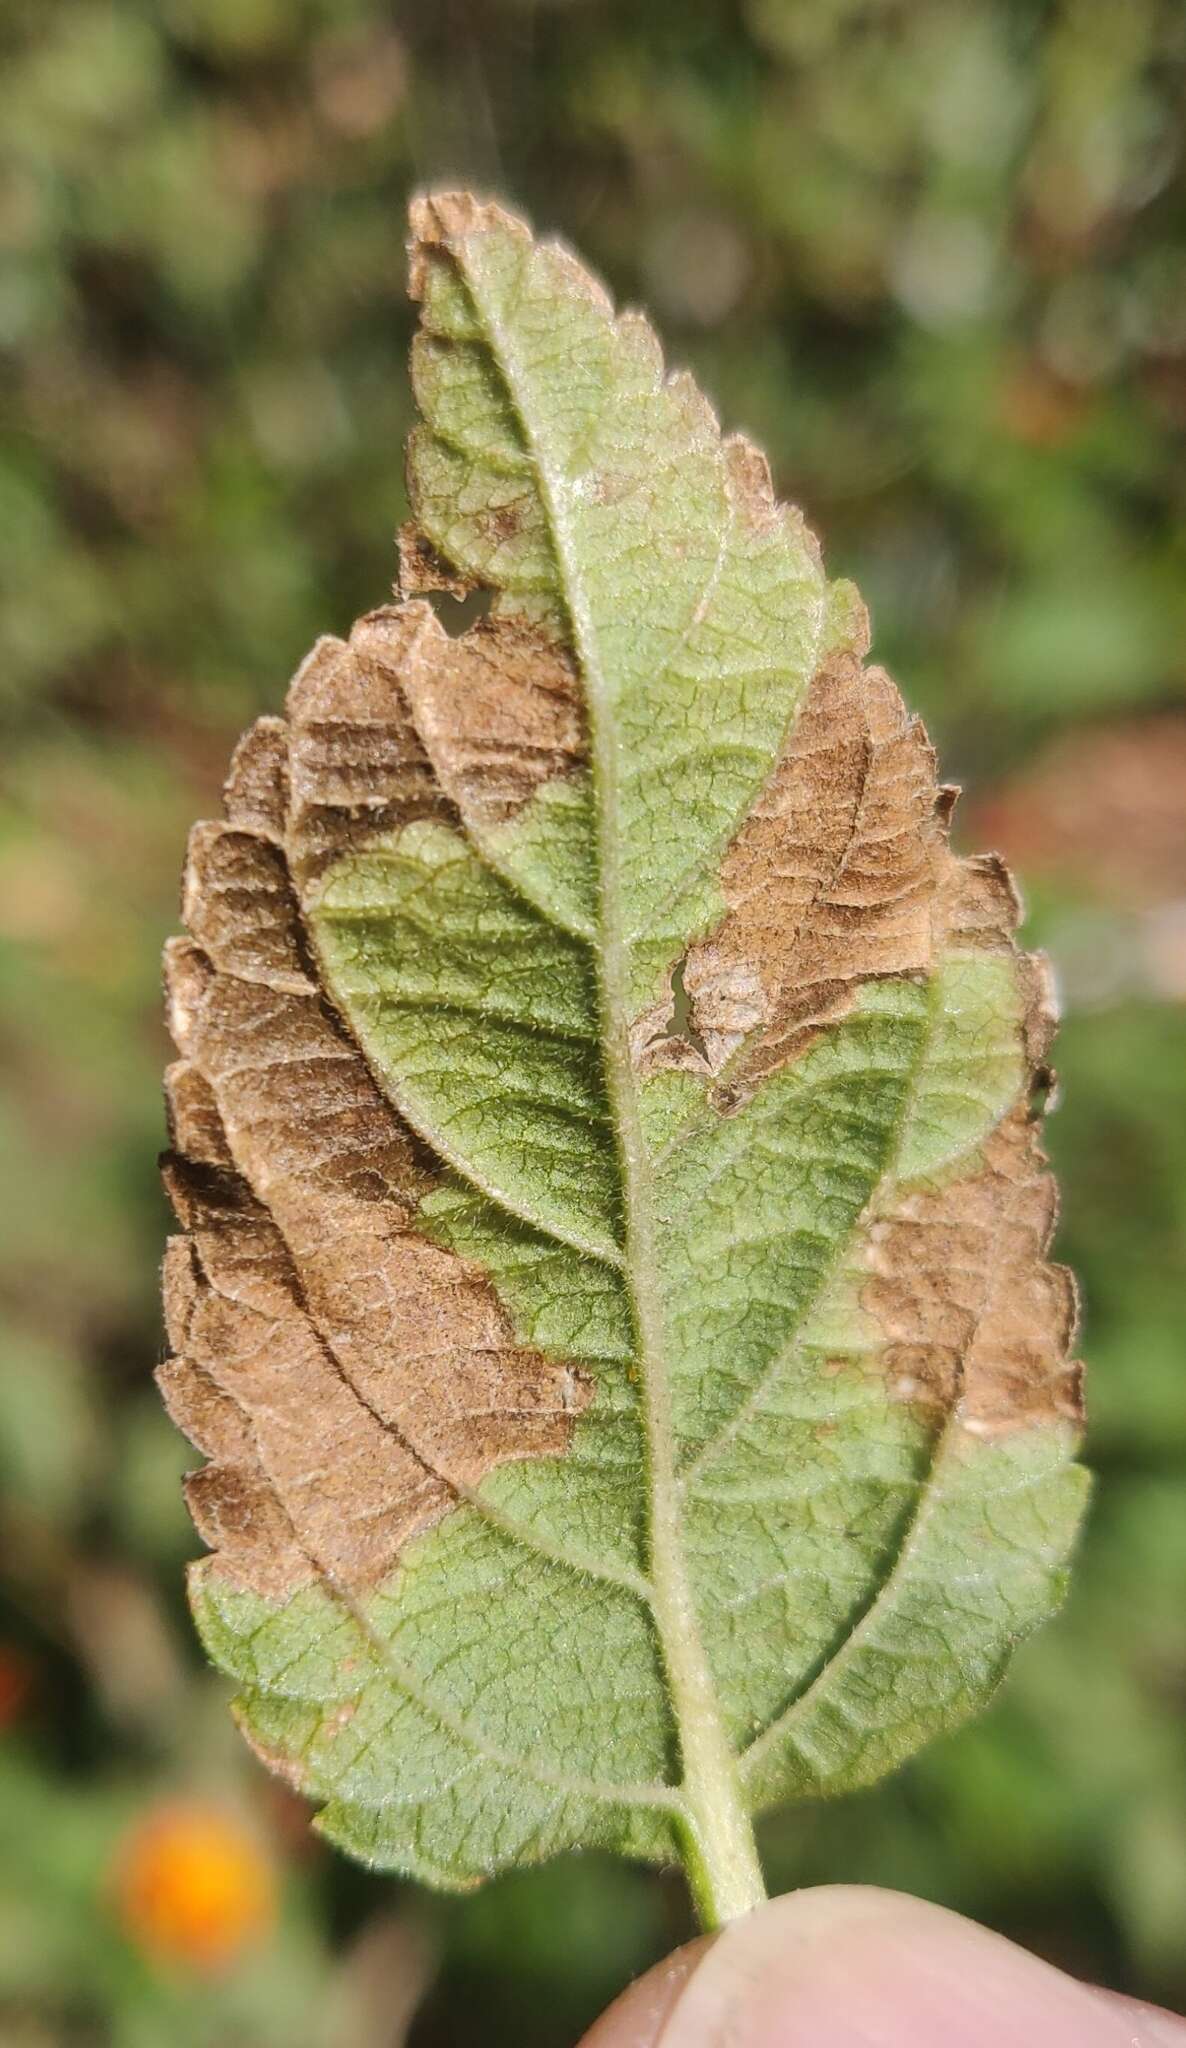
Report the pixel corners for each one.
[1028,1063,1060,1120]
[662,954,709,1064]
[425,585,495,639]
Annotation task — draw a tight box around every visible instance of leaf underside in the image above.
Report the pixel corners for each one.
[161,192,1087,1918]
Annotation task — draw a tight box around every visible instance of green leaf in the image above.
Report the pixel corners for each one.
[160,193,1087,1927]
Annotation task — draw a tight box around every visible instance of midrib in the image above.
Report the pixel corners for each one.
[463,253,765,1924]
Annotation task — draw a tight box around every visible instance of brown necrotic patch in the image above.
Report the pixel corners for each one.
[161,603,590,1599]
[283,608,453,892]
[283,601,585,895]
[633,649,947,1089]
[396,605,586,830]
[633,634,1054,1107]
[407,191,535,305]
[626,617,1081,1444]
[864,1109,1084,1437]
[395,519,588,827]
[222,716,289,841]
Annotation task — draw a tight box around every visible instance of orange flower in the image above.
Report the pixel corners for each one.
[112,1800,275,1972]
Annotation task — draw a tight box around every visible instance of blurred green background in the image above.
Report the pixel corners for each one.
[2,1,1185,2041]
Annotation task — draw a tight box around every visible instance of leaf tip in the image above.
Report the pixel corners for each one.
[407,187,531,295]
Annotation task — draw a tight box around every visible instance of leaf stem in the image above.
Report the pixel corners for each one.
[465,262,767,1928]
[581,630,767,1929]
[595,901,767,1929]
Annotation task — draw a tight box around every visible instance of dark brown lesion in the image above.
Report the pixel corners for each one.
[182,823,313,996]
[628,607,1082,1441]
[160,1174,444,1598]
[397,606,586,832]
[396,519,590,833]
[703,653,946,1088]
[222,717,289,840]
[397,524,471,603]
[633,649,948,1091]
[632,618,1056,1118]
[160,598,593,1599]
[863,1109,1084,1437]
[280,601,587,897]
[283,610,454,892]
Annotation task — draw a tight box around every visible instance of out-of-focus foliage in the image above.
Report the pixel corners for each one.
[0,1,1183,2040]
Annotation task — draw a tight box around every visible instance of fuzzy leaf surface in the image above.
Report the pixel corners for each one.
[161,193,1087,1922]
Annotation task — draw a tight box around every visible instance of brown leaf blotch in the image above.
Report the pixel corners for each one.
[634,648,1051,1108]
[162,611,592,1598]
[183,823,313,995]
[864,1111,1084,1437]
[284,611,452,890]
[164,1061,233,1168]
[407,191,528,304]
[399,605,585,830]
[723,434,779,535]
[630,627,1079,1438]
[223,717,289,840]
[397,523,471,602]
[634,655,950,1088]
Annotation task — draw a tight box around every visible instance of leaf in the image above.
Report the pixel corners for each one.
[160,192,1088,1926]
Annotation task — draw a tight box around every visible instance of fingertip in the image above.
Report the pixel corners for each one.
[579,1886,1186,2047]
[580,1933,712,2048]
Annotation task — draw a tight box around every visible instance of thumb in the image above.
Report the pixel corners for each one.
[580,1886,1186,2047]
